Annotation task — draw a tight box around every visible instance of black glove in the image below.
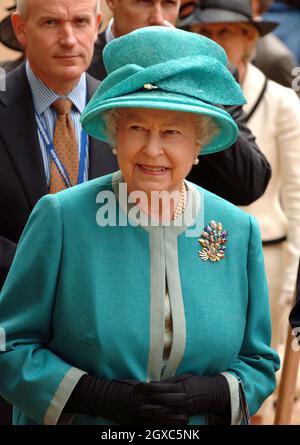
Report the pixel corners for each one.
[135,373,231,423]
[64,374,189,425]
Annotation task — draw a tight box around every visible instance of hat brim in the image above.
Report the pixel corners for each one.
[81,91,239,156]
[0,15,23,52]
[181,8,278,36]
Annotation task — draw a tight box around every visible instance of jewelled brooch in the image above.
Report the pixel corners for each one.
[198,220,228,262]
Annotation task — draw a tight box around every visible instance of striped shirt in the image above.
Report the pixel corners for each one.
[26,62,89,186]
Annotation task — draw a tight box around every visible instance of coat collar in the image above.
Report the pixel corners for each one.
[242,63,267,115]
[0,63,48,208]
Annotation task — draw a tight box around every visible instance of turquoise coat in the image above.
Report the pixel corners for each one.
[0,172,279,425]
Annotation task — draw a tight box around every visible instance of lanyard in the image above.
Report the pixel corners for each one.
[35,112,88,188]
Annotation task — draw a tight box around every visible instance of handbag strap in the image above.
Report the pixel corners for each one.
[245,77,268,123]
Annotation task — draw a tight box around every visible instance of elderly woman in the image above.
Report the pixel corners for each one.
[0,27,279,425]
[185,0,300,351]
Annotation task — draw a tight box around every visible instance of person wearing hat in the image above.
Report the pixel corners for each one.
[0,0,119,426]
[178,0,298,90]
[87,0,272,209]
[0,26,279,425]
[189,0,300,353]
[0,0,119,289]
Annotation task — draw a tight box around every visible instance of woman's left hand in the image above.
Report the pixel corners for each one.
[135,373,230,421]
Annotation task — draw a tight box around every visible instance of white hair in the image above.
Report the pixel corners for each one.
[103,108,220,152]
[16,0,101,18]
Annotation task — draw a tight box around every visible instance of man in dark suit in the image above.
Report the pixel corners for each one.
[0,0,119,426]
[88,0,272,208]
[0,0,118,289]
[0,67,118,286]
[88,0,181,81]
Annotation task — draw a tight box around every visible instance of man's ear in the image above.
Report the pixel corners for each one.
[106,0,118,13]
[94,12,102,39]
[11,12,28,48]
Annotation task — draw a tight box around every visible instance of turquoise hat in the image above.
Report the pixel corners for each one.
[81,26,246,155]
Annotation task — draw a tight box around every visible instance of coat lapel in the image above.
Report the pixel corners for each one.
[242,63,267,116]
[0,64,48,209]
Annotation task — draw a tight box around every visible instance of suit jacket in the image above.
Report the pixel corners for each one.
[87,30,107,81]
[88,31,272,207]
[0,63,118,288]
[0,56,26,74]
[0,173,279,425]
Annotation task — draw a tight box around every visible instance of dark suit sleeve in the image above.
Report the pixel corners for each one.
[0,236,17,290]
[187,67,271,205]
[87,32,107,81]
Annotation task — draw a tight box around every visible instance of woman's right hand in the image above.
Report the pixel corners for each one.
[100,378,189,424]
[64,375,189,425]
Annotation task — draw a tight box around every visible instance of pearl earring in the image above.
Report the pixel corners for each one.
[112,148,117,155]
[193,157,199,166]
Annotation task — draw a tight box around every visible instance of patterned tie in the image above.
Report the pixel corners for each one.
[49,98,79,194]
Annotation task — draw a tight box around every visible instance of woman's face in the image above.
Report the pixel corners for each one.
[115,108,200,196]
[192,22,252,69]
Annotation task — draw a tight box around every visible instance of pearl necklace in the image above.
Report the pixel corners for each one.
[172,182,187,220]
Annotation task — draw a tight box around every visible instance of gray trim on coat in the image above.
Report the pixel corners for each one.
[44,368,87,425]
[111,172,202,380]
[161,226,187,379]
[145,182,201,379]
[147,227,167,381]
[221,371,242,425]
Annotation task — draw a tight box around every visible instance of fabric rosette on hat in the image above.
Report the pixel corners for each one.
[177,0,278,36]
[81,26,246,156]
